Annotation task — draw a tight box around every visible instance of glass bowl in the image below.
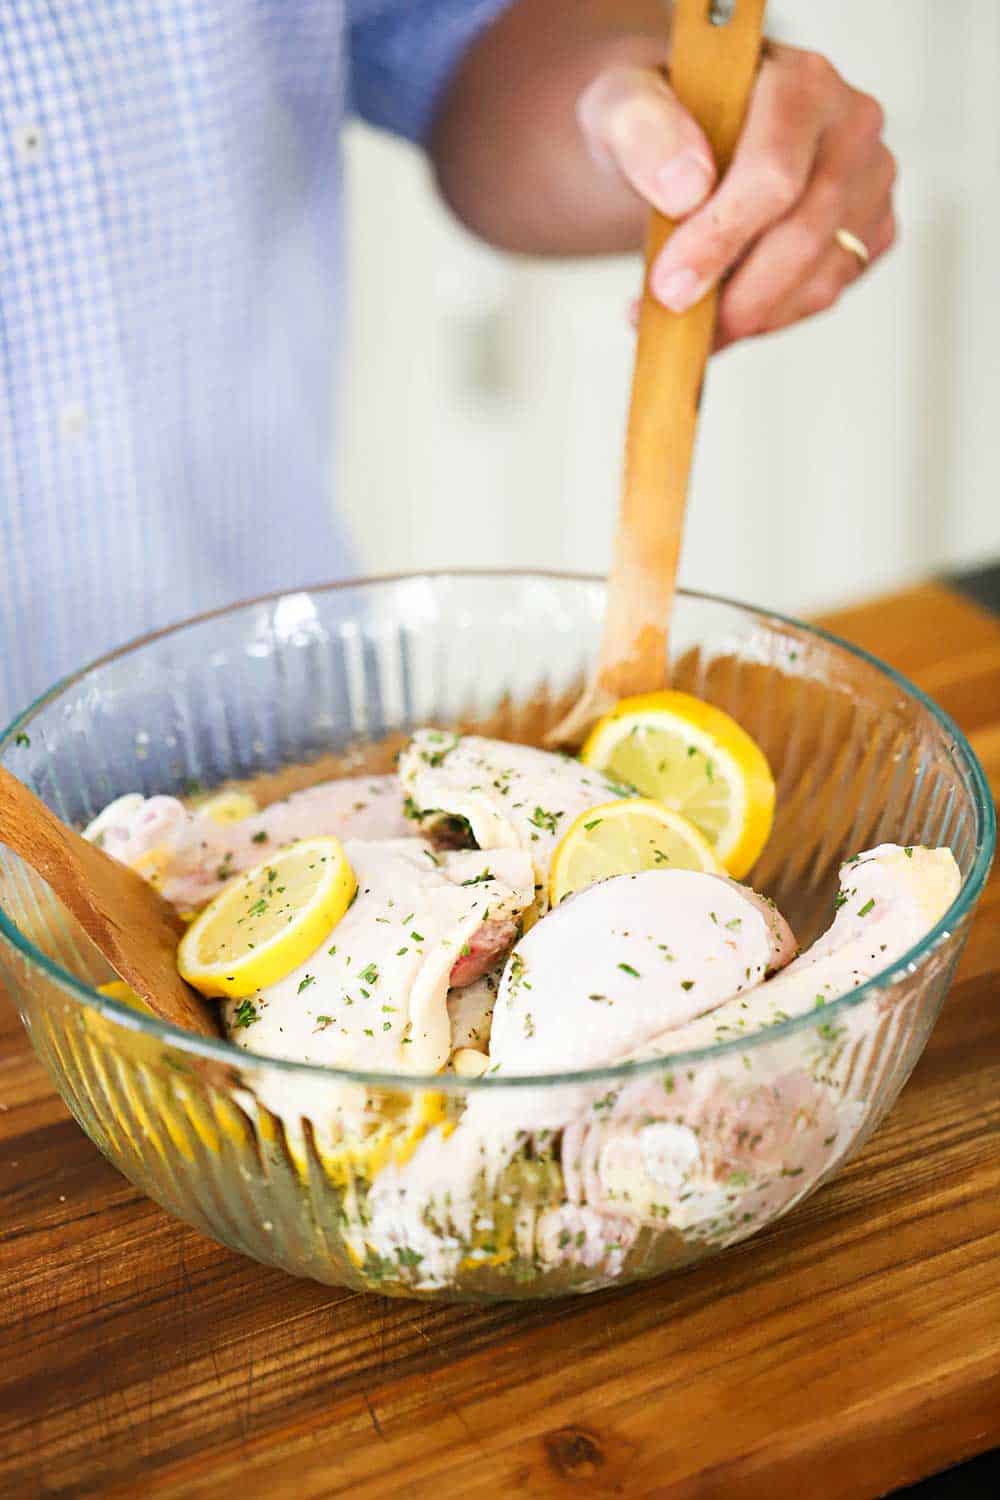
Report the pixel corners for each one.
[0,573,993,1301]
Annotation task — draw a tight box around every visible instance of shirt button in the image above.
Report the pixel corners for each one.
[59,402,88,440]
[13,123,45,162]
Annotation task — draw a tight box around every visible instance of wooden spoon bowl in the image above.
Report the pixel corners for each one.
[0,766,220,1037]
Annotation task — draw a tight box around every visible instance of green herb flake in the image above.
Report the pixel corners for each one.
[232,999,259,1029]
[528,806,561,835]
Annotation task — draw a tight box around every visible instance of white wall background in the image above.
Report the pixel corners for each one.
[339,0,1000,618]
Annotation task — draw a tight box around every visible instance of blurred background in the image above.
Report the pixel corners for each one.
[338,0,1000,619]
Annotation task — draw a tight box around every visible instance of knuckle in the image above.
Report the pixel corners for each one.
[796,49,837,92]
[852,91,886,140]
[807,173,845,226]
[790,218,829,266]
[756,158,801,215]
[872,212,898,257]
[878,145,899,193]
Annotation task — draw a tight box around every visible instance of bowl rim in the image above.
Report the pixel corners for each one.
[1,568,994,1090]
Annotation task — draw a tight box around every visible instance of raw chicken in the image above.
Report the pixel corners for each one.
[352,844,958,1278]
[487,869,796,1077]
[222,840,535,1074]
[447,965,501,1055]
[635,844,961,1058]
[398,731,631,900]
[84,775,411,910]
[549,843,960,1251]
[553,1064,852,1253]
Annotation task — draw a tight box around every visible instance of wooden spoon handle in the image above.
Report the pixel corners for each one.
[594,0,767,702]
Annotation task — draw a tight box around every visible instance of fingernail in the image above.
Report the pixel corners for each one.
[656,151,714,216]
[655,267,704,313]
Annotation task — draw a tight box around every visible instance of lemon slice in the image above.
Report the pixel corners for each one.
[581,691,775,879]
[97,980,154,1016]
[177,836,356,999]
[548,797,722,906]
[197,789,258,824]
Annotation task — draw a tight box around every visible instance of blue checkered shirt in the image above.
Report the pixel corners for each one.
[0,1,509,725]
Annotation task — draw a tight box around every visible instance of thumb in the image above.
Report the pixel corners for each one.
[577,64,717,220]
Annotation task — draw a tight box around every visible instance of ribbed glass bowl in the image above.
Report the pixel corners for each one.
[0,574,993,1301]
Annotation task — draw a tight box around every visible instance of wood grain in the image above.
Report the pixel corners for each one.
[1,582,998,1500]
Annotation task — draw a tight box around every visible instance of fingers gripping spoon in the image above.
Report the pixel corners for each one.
[548,0,767,748]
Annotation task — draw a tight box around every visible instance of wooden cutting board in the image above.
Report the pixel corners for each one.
[1,582,998,1500]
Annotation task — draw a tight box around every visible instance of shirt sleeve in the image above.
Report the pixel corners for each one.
[348,0,514,144]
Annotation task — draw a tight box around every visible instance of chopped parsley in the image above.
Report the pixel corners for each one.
[528,805,561,835]
[251,830,268,844]
[297,974,316,994]
[421,733,459,768]
[858,898,876,917]
[618,962,640,978]
[232,999,259,1029]
[13,731,30,748]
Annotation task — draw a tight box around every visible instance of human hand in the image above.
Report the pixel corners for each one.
[577,42,896,347]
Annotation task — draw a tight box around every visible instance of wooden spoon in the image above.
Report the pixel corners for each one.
[548,0,766,748]
[0,766,220,1037]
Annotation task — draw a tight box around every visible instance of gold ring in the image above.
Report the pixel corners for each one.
[835,227,870,267]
